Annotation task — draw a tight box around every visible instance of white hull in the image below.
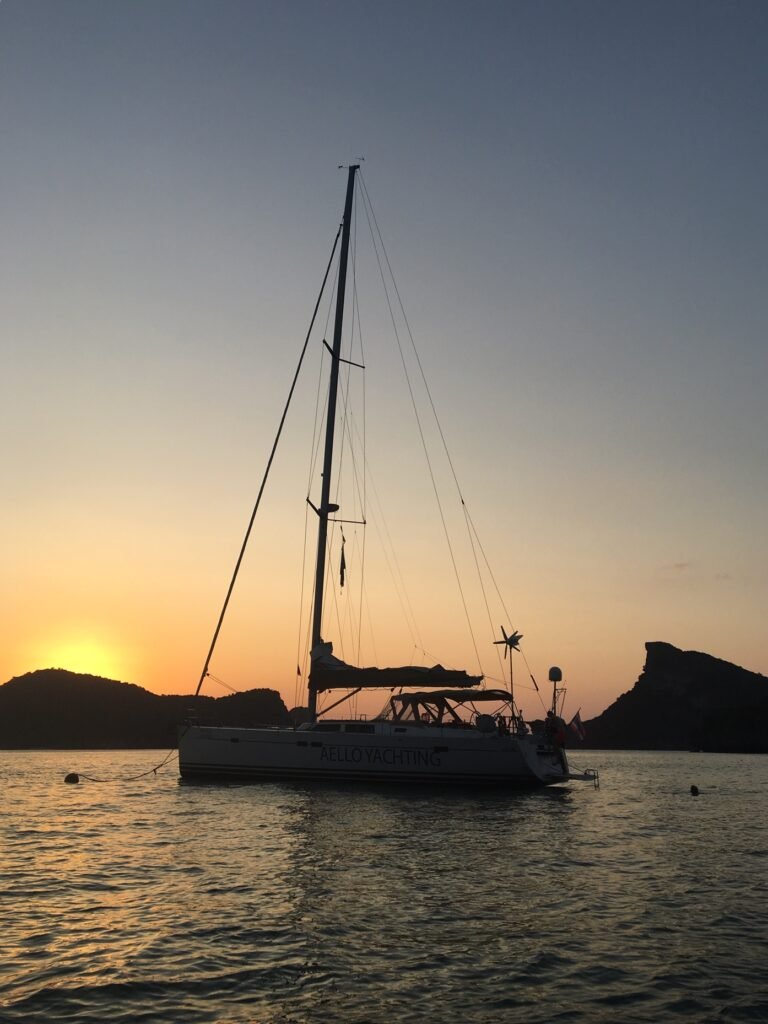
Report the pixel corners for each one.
[178,721,570,787]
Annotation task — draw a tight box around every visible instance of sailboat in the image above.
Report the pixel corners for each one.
[178,166,594,787]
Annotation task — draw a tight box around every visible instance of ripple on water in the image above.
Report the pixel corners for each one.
[2,750,768,1023]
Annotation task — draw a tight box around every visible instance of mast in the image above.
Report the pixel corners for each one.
[308,163,359,721]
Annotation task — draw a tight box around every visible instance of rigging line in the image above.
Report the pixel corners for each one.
[484,673,540,693]
[358,177,483,677]
[357,276,367,672]
[326,508,353,665]
[366,494,421,650]
[320,495,345,648]
[298,600,315,710]
[294,499,314,709]
[322,203,365,651]
[360,174,521,689]
[524,651,548,713]
[356,304,367,669]
[345,408,423,651]
[206,673,241,693]
[350,524,364,667]
[306,350,331,497]
[359,572,381,667]
[346,239,368,522]
[297,255,342,706]
[322,251,341,337]
[461,502,508,684]
[305,252,341,502]
[351,179,369,646]
[343,384,423,650]
[77,747,178,783]
[343,529,363,659]
[323,410,347,648]
[295,511,308,705]
[359,174,467,505]
[348,195,369,673]
[334,197,366,521]
[323,187,417,658]
[307,389,330,517]
[360,177,534,701]
[410,645,428,667]
[322,504,362,667]
[297,417,324,708]
[315,204,358,647]
[333,372,367,525]
[194,223,342,697]
[414,646,474,673]
[462,505,545,707]
[463,504,513,625]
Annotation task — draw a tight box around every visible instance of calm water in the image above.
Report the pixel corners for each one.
[2,749,767,1023]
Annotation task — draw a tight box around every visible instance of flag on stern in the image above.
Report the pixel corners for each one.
[568,710,586,741]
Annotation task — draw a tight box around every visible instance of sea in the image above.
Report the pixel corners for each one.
[2,749,767,1024]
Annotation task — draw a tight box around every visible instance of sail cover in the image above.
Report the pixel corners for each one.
[309,641,482,692]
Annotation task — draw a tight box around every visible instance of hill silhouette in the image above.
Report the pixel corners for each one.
[5,646,766,752]
[582,642,768,752]
[0,669,290,749]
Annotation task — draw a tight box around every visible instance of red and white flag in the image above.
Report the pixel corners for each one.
[568,710,586,741]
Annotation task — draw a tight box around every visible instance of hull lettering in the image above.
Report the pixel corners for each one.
[318,744,441,768]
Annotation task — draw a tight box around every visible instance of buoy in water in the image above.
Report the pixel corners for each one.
[690,784,699,796]
[64,772,80,785]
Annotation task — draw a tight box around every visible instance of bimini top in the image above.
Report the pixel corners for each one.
[388,688,515,725]
[309,641,483,693]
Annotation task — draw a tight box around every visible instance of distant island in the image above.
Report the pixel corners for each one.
[582,642,768,753]
[0,669,290,749]
[2,642,766,751]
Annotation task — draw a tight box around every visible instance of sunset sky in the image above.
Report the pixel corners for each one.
[3,1,766,720]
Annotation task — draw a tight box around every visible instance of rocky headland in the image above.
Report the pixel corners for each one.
[582,642,768,752]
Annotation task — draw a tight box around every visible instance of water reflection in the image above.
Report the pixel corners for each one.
[255,782,589,1021]
[2,752,767,1023]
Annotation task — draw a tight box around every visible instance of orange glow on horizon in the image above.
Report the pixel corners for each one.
[32,629,135,685]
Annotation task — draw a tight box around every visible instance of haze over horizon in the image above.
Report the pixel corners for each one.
[3,1,767,721]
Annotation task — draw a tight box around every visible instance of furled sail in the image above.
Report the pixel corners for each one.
[309,641,483,692]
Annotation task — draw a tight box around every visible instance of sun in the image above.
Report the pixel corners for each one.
[43,636,128,682]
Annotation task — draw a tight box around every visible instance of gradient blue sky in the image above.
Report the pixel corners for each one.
[2,1,766,718]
